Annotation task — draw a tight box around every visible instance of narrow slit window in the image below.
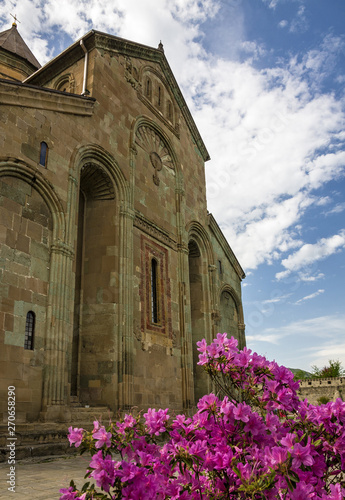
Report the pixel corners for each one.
[151,258,159,324]
[167,101,173,121]
[146,78,151,98]
[24,311,35,350]
[39,141,48,167]
[158,86,161,107]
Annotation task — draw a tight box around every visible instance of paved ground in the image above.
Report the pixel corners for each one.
[0,454,94,500]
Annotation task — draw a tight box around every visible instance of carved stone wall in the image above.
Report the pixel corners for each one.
[298,377,345,405]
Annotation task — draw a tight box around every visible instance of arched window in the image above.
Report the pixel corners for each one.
[57,79,68,92]
[39,141,48,167]
[24,311,35,350]
[55,74,74,93]
[151,258,159,324]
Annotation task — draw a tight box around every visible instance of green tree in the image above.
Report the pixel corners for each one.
[311,359,345,378]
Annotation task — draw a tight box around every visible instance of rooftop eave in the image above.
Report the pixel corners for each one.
[0,78,95,116]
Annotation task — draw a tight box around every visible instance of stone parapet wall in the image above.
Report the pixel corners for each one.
[298,377,344,405]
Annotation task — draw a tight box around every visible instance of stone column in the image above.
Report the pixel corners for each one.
[41,173,76,421]
[238,322,246,350]
[118,149,135,410]
[41,241,74,421]
[176,186,194,409]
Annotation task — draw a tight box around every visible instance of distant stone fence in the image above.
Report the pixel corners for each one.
[298,377,344,405]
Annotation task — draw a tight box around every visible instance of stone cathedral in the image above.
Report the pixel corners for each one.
[0,23,246,429]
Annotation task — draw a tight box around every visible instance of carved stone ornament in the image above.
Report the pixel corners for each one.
[135,126,174,185]
[150,151,162,185]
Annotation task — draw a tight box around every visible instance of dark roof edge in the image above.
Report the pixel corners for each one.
[24,30,210,162]
[208,213,246,281]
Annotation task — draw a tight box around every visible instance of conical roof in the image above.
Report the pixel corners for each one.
[0,24,40,69]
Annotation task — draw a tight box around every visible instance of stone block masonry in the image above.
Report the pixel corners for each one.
[298,377,344,405]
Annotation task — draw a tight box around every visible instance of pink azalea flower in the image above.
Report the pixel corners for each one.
[144,408,169,435]
[67,426,84,447]
[196,338,207,353]
[197,393,218,412]
[266,446,288,466]
[207,342,220,358]
[215,332,228,347]
[290,480,314,500]
[233,402,251,422]
[93,426,112,448]
[322,483,345,500]
[197,352,208,365]
[291,442,314,468]
[280,432,296,449]
[59,486,78,500]
[92,420,100,433]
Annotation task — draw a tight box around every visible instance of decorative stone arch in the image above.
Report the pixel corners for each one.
[219,283,246,349]
[131,115,184,193]
[0,158,65,241]
[187,221,215,269]
[186,221,215,404]
[71,143,130,204]
[131,116,178,163]
[54,73,75,93]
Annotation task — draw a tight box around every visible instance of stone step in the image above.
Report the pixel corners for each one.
[70,406,113,423]
[0,407,115,461]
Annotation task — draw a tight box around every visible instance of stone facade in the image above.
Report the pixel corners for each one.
[0,28,246,426]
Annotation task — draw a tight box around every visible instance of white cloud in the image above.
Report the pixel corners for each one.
[277,230,345,278]
[303,344,345,371]
[0,0,218,66]
[262,293,292,305]
[294,289,324,304]
[246,333,281,345]
[278,20,288,29]
[324,202,345,216]
[249,314,345,342]
[248,314,345,369]
[289,5,308,33]
[262,0,279,8]
[298,272,325,282]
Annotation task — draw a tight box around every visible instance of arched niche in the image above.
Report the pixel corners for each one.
[0,160,62,418]
[218,284,245,348]
[54,73,75,93]
[188,238,210,403]
[72,160,118,401]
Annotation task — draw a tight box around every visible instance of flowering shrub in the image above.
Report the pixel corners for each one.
[60,334,345,499]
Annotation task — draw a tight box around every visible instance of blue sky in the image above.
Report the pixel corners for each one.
[1,0,344,372]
